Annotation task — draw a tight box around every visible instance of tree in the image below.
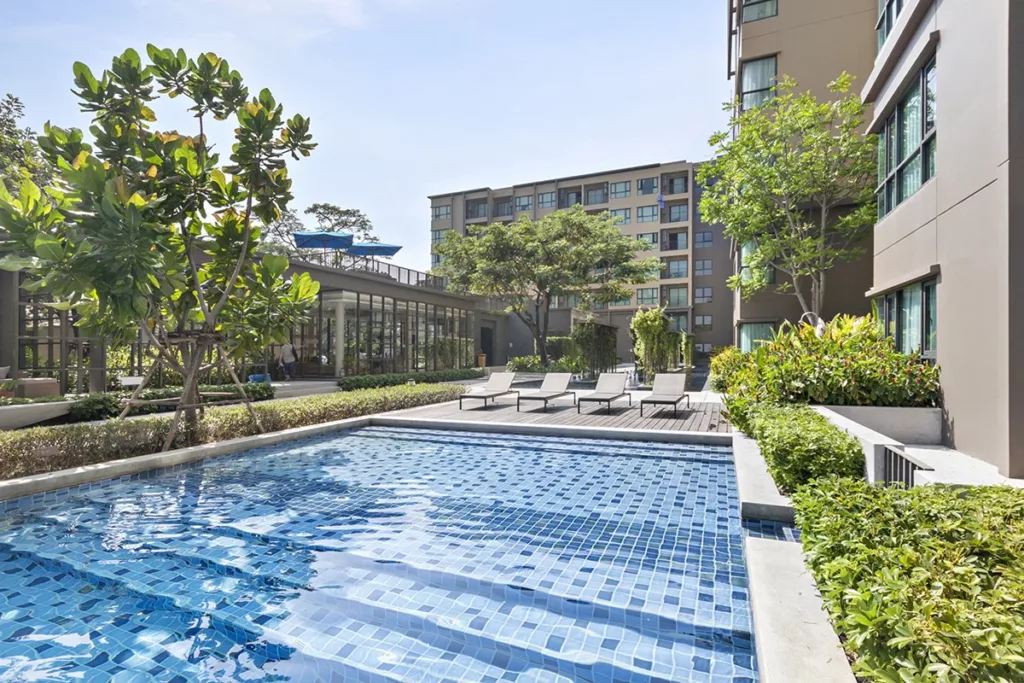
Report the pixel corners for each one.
[0,94,51,193]
[261,207,304,254]
[435,206,661,363]
[697,72,877,317]
[0,47,319,449]
[305,202,375,243]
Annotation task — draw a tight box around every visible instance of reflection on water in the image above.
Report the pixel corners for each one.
[0,428,755,682]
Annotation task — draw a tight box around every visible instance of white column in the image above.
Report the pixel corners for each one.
[334,300,345,377]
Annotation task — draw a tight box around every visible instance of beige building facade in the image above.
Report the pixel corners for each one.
[726,0,878,349]
[861,0,1024,476]
[429,161,734,362]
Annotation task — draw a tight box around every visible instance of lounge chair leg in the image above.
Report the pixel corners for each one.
[607,401,611,415]
[517,397,520,412]
[640,404,644,417]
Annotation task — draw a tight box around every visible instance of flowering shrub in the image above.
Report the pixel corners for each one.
[723,315,941,430]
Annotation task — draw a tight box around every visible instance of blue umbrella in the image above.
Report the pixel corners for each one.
[346,243,402,258]
[292,231,354,249]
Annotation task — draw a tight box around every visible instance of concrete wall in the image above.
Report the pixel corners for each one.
[864,0,1021,476]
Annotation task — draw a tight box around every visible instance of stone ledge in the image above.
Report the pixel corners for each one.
[746,536,856,683]
[732,433,793,523]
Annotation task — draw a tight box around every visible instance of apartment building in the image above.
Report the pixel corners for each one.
[860,0,1024,477]
[726,0,878,349]
[429,161,734,361]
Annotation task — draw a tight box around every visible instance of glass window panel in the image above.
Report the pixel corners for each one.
[900,283,922,353]
[925,61,937,132]
[899,80,921,163]
[667,287,688,307]
[924,280,937,353]
[739,323,774,353]
[610,181,630,198]
[925,137,936,181]
[637,288,658,306]
[741,56,777,109]
[900,151,922,201]
[743,0,777,22]
[538,192,556,208]
[611,208,631,224]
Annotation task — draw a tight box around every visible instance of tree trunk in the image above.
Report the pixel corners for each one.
[538,294,551,365]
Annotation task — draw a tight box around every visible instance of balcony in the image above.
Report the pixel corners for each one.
[661,230,688,252]
[663,175,688,195]
[584,183,608,206]
[558,187,583,209]
[662,203,689,224]
[494,198,513,218]
[661,258,689,280]
[465,200,488,221]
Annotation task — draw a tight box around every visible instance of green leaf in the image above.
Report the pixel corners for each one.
[262,254,289,279]
[72,62,100,93]
[0,254,38,271]
[33,234,64,262]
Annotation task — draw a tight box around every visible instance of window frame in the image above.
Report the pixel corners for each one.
[666,286,688,308]
[637,205,659,223]
[695,231,713,249]
[636,288,658,307]
[430,229,448,245]
[740,55,777,110]
[494,199,513,217]
[875,0,905,53]
[514,196,533,213]
[538,192,556,209]
[694,315,712,330]
[610,181,631,199]
[695,287,712,304]
[431,205,451,221]
[636,177,659,196]
[637,232,658,246]
[666,231,687,251]
[877,56,936,219]
[611,208,631,224]
[668,204,689,223]
[742,0,778,23]
[874,277,937,362]
[665,258,688,279]
[695,259,713,277]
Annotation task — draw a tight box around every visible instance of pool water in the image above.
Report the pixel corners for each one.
[0,427,755,682]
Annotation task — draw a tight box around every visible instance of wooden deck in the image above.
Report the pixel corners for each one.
[391,391,732,433]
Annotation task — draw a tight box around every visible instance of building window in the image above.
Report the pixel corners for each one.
[494,199,512,217]
[466,201,488,219]
[585,187,608,205]
[610,181,630,199]
[668,204,689,223]
[637,177,659,195]
[431,253,442,268]
[637,206,659,223]
[695,231,713,248]
[739,242,774,283]
[431,229,448,245]
[695,287,712,304]
[611,208,631,224]
[559,189,582,208]
[874,278,937,360]
[665,231,687,250]
[638,232,658,246]
[740,55,777,110]
[668,314,688,333]
[694,315,712,330]
[665,259,688,279]
[514,196,533,213]
[743,0,777,22]
[696,343,712,354]
[667,286,688,308]
[538,192,556,209]
[695,259,713,277]
[637,288,658,306]
[739,323,774,352]
[665,176,688,194]
[877,57,936,219]
[431,205,451,221]
[876,0,905,53]
[611,295,632,307]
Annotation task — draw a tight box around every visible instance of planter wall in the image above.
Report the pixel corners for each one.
[0,402,71,431]
[824,405,942,445]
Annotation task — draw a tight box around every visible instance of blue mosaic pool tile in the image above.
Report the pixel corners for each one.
[742,519,801,543]
[0,427,756,681]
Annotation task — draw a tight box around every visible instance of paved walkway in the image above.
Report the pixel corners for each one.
[392,390,731,433]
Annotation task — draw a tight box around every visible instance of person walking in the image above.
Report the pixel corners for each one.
[279,341,298,381]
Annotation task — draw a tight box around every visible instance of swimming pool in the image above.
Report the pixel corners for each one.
[0,427,755,682]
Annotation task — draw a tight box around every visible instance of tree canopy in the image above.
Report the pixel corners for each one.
[697,73,877,316]
[0,46,319,447]
[434,206,660,362]
[0,94,51,194]
[305,202,376,243]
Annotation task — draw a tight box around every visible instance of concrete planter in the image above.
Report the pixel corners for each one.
[824,405,942,445]
[0,401,71,431]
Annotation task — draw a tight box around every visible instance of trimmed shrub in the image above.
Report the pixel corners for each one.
[0,384,464,481]
[505,356,580,373]
[709,346,744,392]
[748,404,863,492]
[794,479,1024,683]
[0,395,70,407]
[337,369,483,391]
[545,336,575,361]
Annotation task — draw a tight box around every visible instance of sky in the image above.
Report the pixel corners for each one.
[1,0,734,272]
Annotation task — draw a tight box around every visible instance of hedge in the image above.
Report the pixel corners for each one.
[66,382,276,422]
[794,479,1024,682]
[337,369,483,391]
[748,404,863,492]
[0,384,464,481]
[709,346,744,393]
